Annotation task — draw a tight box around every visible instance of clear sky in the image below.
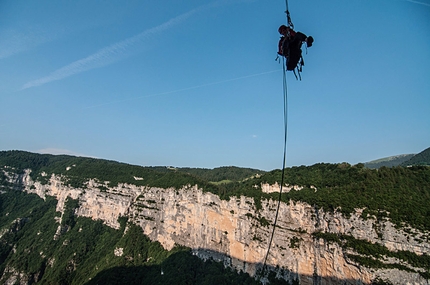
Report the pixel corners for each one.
[1,0,429,171]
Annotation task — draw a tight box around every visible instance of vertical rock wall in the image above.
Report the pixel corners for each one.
[11,170,430,284]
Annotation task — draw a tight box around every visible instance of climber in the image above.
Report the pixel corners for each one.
[277,24,313,71]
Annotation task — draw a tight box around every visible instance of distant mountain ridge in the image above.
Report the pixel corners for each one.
[401,147,430,167]
[145,166,266,183]
[364,147,430,168]
[364,154,415,169]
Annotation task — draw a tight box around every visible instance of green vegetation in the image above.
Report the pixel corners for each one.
[147,166,265,183]
[401,147,430,166]
[210,179,234,185]
[364,147,430,168]
[0,151,218,191]
[364,154,415,169]
[289,237,301,249]
[245,213,270,228]
[313,232,430,278]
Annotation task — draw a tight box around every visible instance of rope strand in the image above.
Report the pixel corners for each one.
[260,54,289,282]
[285,0,294,29]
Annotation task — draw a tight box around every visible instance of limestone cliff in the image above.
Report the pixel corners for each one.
[7,169,430,284]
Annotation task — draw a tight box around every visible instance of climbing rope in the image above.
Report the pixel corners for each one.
[285,0,294,29]
[260,55,289,281]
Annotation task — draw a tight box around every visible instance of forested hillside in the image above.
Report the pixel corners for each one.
[364,154,415,169]
[401,147,430,166]
[1,150,430,230]
[0,150,216,190]
[0,151,263,189]
[363,147,430,169]
[146,166,265,183]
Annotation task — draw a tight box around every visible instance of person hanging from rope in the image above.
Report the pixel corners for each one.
[277,24,314,72]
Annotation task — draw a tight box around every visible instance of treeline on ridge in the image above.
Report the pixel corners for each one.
[0,151,263,189]
[0,151,217,191]
[1,151,430,231]
[146,166,265,183]
[401,146,430,166]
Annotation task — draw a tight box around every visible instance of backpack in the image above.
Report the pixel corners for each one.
[278,32,313,79]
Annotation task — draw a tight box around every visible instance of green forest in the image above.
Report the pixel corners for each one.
[401,147,430,166]
[147,166,266,183]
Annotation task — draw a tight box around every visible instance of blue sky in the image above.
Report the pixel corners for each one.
[1,0,429,171]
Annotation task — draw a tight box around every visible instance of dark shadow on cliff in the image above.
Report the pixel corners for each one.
[84,250,260,285]
[84,249,377,285]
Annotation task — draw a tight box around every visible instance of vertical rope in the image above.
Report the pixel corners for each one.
[285,0,294,29]
[260,55,289,282]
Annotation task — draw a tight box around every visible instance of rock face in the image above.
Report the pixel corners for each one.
[8,170,430,284]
